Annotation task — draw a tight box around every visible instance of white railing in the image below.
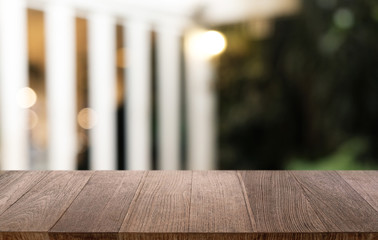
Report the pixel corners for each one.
[0,0,216,170]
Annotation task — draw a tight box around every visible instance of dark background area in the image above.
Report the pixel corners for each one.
[216,0,378,170]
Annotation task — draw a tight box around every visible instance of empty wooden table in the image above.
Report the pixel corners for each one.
[0,171,377,240]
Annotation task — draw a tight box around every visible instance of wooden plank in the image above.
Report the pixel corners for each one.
[49,233,118,240]
[337,170,378,212]
[0,170,377,240]
[0,232,49,240]
[119,232,377,240]
[0,232,375,240]
[0,171,92,234]
[119,171,191,234]
[189,171,253,233]
[239,171,327,233]
[292,171,378,232]
[0,171,49,216]
[50,171,145,240]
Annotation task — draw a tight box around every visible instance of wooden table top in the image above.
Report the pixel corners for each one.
[0,171,377,240]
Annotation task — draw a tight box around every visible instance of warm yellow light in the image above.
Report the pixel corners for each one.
[203,30,227,56]
[17,87,37,108]
[77,108,97,129]
[188,30,227,58]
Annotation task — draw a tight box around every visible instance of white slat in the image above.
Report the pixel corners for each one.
[45,3,77,170]
[156,24,181,170]
[88,12,117,170]
[185,31,216,170]
[0,0,29,170]
[124,19,151,170]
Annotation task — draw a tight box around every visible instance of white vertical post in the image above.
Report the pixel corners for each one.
[0,0,29,170]
[124,19,151,170]
[156,24,181,170]
[185,31,216,170]
[88,12,116,170]
[45,4,77,170]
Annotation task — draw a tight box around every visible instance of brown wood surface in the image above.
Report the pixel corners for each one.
[118,233,376,240]
[0,171,92,232]
[0,171,49,216]
[292,171,378,232]
[50,171,144,240]
[189,171,253,233]
[337,170,378,212]
[119,171,191,233]
[0,170,377,240]
[239,171,327,233]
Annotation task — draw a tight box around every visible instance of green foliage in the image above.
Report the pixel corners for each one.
[287,138,378,170]
[216,0,378,170]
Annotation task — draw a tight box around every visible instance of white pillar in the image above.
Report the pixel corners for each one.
[185,31,216,170]
[0,0,29,170]
[124,19,151,170]
[45,4,77,170]
[88,12,116,170]
[156,24,181,170]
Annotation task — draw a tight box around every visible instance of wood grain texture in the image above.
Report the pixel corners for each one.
[0,232,49,240]
[292,171,378,232]
[119,233,377,240]
[0,171,49,216]
[1,171,377,240]
[189,171,253,233]
[0,171,92,232]
[239,171,327,233]
[1,232,376,240]
[48,233,117,240]
[337,171,378,212]
[49,171,144,240]
[119,171,191,233]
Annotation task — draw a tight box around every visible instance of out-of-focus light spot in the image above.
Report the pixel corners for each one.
[117,48,127,68]
[334,8,354,29]
[77,108,97,129]
[187,30,227,59]
[316,0,337,9]
[17,87,37,108]
[319,32,342,54]
[28,109,39,129]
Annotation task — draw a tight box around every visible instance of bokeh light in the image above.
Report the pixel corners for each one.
[188,30,227,58]
[77,108,97,129]
[17,87,37,108]
[334,8,354,29]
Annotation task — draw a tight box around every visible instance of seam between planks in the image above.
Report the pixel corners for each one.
[48,171,95,232]
[187,170,193,232]
[98,172,136,227]
[117,171,149,233]
[236,171,257,231]
[0,171,50,218]
[0,171,27,217]
[289,171,331,232]
[334,171,378,215]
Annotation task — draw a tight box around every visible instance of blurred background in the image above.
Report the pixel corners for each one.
[0,0,378,170]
